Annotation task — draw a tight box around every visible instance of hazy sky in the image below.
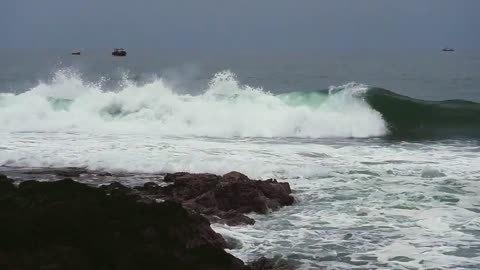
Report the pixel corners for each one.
[2,0,480,49]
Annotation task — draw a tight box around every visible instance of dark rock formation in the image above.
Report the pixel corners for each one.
[97,171,113,177]
[139,171,294,226]
[100,181,133,195]
[0,174,15,194]
[0,178,251,270]
[249,257,295,270]
[0,171,296,269]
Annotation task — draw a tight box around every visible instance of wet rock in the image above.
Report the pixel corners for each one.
[0,174,15,194]
[218,211,256,226]
[134,182,163,198]
[99,181,132,195]
[0,174,11,181]
[171,173,221,199]
[205,210,256,226]
[250,257,275,270]
[143,181,160,190]
[0,178,251,270]
[223,171,250,182]
[97,171,113,177]
[214,180,270,214]
[159,171,294,225]
[164,172,191,182]
[223,235,244,249]
[249,257,295,270]
[136,197,156,204]
[54,168,88,177]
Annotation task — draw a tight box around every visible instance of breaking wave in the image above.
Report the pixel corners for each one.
[0,70,387,138]
[0,69,478,139]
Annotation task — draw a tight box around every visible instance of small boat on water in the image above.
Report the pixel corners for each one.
[442,47,455,52]
[71,51,81,55]
[112,48,127,56]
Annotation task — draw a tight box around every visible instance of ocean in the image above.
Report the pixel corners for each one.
[1,49,479,269]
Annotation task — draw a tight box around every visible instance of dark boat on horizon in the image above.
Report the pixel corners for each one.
[112,48,127,56]
[71,51,81,55]
[442,48,455,52]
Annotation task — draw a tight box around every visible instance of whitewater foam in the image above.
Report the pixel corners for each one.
[1,126,479,269]
[0,69,387,138]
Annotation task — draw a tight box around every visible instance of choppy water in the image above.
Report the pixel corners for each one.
[1,49,479,269]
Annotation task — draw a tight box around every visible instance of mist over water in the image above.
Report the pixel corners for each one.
[1,50,480,269]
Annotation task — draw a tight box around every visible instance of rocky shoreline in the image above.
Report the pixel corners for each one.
[0,170,295,270]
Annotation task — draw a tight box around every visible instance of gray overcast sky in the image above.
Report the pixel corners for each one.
[2,0,480,49]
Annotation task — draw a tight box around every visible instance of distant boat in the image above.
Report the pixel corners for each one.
[71,51,81,55]
[112,48,127,56]
[442,48,455,52]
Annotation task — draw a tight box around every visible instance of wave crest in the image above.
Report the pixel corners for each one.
[0,70,388,138]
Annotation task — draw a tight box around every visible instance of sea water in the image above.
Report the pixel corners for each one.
[1,49,479,269]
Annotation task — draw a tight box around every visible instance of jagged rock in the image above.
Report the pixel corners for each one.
[250,257,275,270]
[164,172,191,182]
[0,174,11,181]
[0,174,15,194]
[223,235,244,249]
[217,210,256,226]
[249,257,295,270]
[0,179,251,270]
[99,181,132,196]
[169,173,221,199]
[143,181,160,190]
[222,171,250,182]
[158,172,294,225]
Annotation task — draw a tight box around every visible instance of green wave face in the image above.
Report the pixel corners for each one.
[277,87,480,140]
[47,98,74,111]
[36,84,480,140]
[278,91,329,108]
[3,69,476,140]
[363,88,480,139]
